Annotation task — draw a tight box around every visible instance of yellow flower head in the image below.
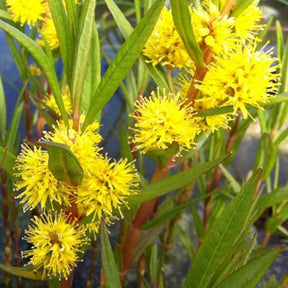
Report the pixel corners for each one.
[40,13,59,50]
[43,85,73,116]
[191,2,234,54]
[196,43,279,118]
[43,119,102,172]
[77,156,138,221]
[29,65,42,77]
[132,89,199,153]
[6,0,46,26]
[14,145,74,211]
[143,7,192,68]
[234,0,263,42]
[177,75,232,132]
[22,212,87,280]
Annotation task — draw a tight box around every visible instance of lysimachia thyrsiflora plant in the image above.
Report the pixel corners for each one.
[0,0,288,287]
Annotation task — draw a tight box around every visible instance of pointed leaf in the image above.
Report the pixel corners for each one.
[0,264,44,280]
[100,224,121,288]
[0,146,16,175]
[0,20,68,125]
[214,248,283,288]
[37,142,83,185]
[170,0,204,67]
[184,171,261,288]
[71,0,96,112]
[83,0,166,128]
[0,75,6,140]
[231,0,254,17]
[128,154,230,206]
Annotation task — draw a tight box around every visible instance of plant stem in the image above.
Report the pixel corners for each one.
[220,0,236,17]
[23,87,33,142]
[86,240,97,288]
[120,165,169,285]
[261,232,271,248]
[61,269,75,288]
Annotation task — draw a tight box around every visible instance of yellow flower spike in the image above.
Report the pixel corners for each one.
[177,74,232,132]
[44,119,102,171]
[22,212,87,280]
[43,85,73,116]
[40,13,59,50]
[14,145,74,212]
[6,0,46,26]
[196,43,280,119]
[77,156,139,221]
[234,0,263,42]
[132,89,200,154]
[191,2,235,54]
[143,7,192,69]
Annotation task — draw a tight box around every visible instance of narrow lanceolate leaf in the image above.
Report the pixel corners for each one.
[0,264,44,280]
[37,142,83,185]
[170,0,204,67]
[7,102,23,150]
[194,105,234,117]
[0,10,11,20]
[0,75,6,140]
[0,20,68,125]
[83,0,166,128]
[71,0,96,112]
[276,21,284,60]
[49,0,73,84]
[128,154,230,206]
[231,0,254,17]
[0,146,16,175]
[183,171,261,288]
[214,248,283,288]
[105,0,169,90]
[100,224,121,288]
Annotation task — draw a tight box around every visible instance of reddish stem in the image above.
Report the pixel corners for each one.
[61,269,75,288]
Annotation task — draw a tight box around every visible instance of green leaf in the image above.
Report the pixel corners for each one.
[276,21,284,60]
[0,75,6,140]
[253,134,277,179]
[194,105,234,117]
[49,279,61,288]
[279,41,288,94]
[0,10,12,20]
[7,100,24,151]
[170,0,204,67]
[0,146,16,175]
[128,154,230,206]
[183,171,261,288]
[36,142,83,185]
[49,0,73,84]
[71,0,96,113]
[0,20,68,125]
[100,224,121,288]
[266,208,288,234]
[0,264,44,280]
[83,0,166,128]
[104,0,169,90]
[119,120,133,162]
[231,0,254,17]
[214,248,283,288]
[219,164,241,193]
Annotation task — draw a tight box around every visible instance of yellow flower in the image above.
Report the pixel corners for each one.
[14,145,74,212]
[43,85,73,116]
[22,212,87,280]
[143,7,192,69]
[132,89,199,153]
[191,2,234,54]
[40,13,59,50]
[29,65,42,77]
[6,0,46,26]
[177,74,232,132]
[234,0,263,41]
[43,119,102,171]
[196,43,279,119]
[77,156,138,221]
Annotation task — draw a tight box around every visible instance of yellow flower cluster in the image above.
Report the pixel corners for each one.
[15,118,138,278]
[22,212,87,280]
[6,0,79,50]
[132,89,199,154]
[43,85,73,116]
[143,7,192,69]
[196,44,279,119]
